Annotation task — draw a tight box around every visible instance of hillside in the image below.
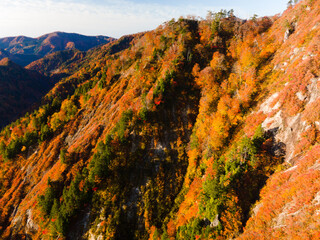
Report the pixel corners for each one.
[0,35,134,129]
[0,32,114,66]
[0,0,319,239]
[0,58,52,128]
[25,34,136,81]
[25,49,86,81]
[0,49,40,67]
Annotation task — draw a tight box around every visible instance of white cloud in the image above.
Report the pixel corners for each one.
[0,0,175,37]
[0,0,176,37]
[0,0,287,38]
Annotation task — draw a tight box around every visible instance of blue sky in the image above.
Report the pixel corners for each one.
[0,0,288,38]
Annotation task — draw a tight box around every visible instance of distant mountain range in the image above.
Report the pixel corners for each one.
[0,32,114,66]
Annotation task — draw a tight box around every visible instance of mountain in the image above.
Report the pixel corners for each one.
[0,49,39,67]
[0,32,115,66]
[25,34,135,81]
[0,58,52,128]
[26,49,86,81]
[0,1,320,239]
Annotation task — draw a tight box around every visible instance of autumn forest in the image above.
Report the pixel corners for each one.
[0,0,320,239]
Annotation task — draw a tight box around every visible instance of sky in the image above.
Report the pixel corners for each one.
[0,0,288,39]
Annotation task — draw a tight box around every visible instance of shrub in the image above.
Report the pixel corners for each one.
[89,135,114,181]
[38,179,57,215]
[39,124,53,142]
[59,148,68,164]
[113,110,133,140]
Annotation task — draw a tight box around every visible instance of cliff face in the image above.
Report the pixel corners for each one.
[0,1,320,239]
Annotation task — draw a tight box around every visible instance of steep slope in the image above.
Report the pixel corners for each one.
[170,1,320,239]
[0,35,120,129]
[0,58,52,128]
[238,1,320,238]
[0,20,200,238]
[0,0,320,239]
[0,32,114,66]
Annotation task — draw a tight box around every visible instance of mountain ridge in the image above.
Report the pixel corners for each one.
[0,32,115,66]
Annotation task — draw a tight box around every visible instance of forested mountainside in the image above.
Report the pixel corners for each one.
[0,32,114,66]
[0,0,320,239]
[25,35,135,81]
[26,50,85,77]
[0,58,52,128]
[0,35,131,130]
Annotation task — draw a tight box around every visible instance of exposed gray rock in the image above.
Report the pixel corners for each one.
[259,92,280,114]
[261,78,320,163]
[296,91,306,101]
[284,22,296,41]
[252,202,263,216]
[25,209,39,233]
[210,214,220,228]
